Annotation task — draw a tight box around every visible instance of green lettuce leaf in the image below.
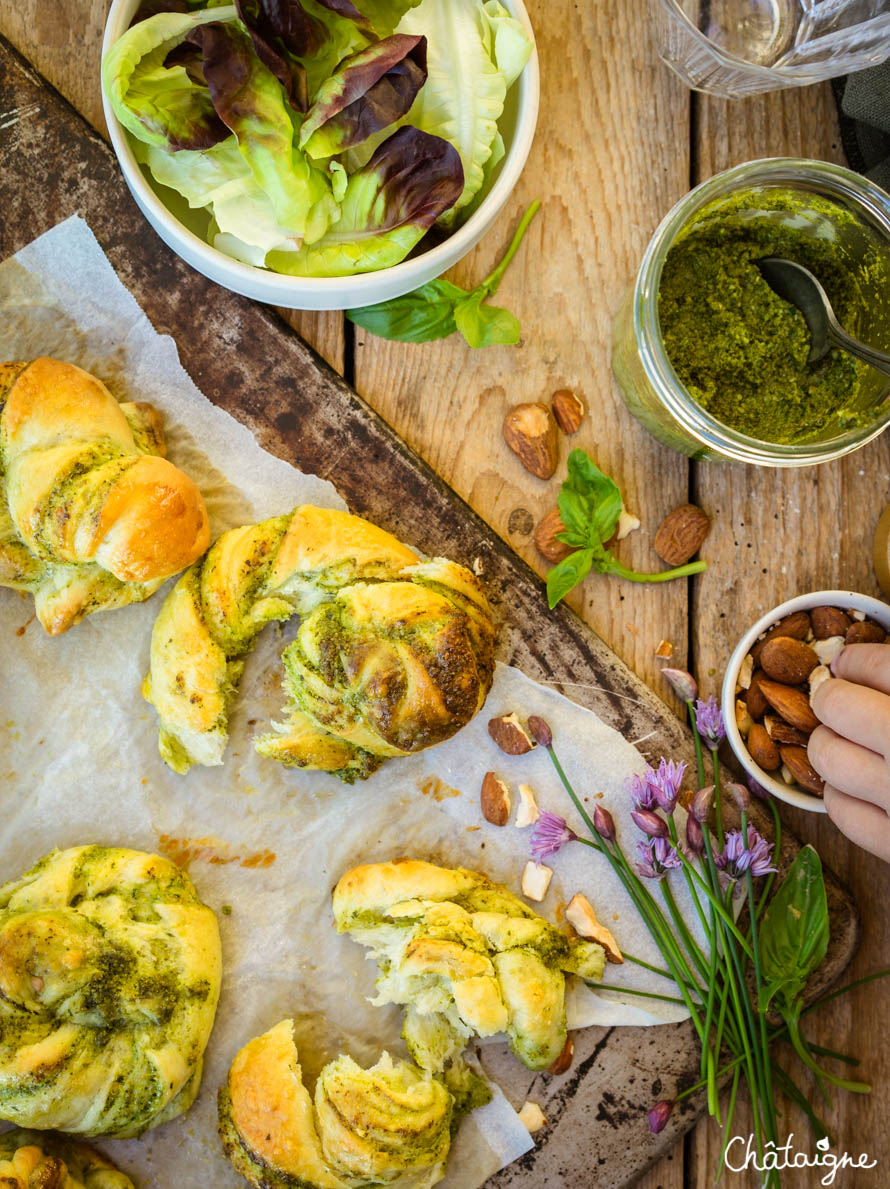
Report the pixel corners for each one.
[102,7,237,150]
[299,34,427,160]
[353,0,423,36]
[266,125,462,276]
[397,0,531,223]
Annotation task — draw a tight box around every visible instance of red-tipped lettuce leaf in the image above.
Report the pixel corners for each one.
[267,124,462,276]
[102,8,236,152]
[299,34,426,159]
[193,20,338,238]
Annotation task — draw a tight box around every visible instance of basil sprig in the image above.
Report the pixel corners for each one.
[347,199,540,348]
[546,450,708,609]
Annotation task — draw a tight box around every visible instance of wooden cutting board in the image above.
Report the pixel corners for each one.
[0,38,860,1188]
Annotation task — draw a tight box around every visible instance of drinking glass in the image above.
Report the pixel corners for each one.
[655,0,890,96]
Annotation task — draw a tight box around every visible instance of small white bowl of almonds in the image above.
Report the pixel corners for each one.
[722,591,890,813]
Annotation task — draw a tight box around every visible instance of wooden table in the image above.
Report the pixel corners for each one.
[4,3,889,1185]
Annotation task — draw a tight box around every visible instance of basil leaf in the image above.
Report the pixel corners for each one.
[348,278,466,342]
[758,845,829,1013]
[546,548,594,609]
[453,293,521,348]
[565,448,622,544]
[557,485,593,543]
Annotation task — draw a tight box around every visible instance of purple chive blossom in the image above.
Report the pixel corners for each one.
[648,1099,674,1134]
[627,766,658,810]
[636,837,683,880]
[690,785,715,823]
[686,814,705,856]
[527,715,552,747]
[662,668,698,703]
[647,757,687,814]
[725,781,751,814]
[714,825,777,882]
[695,696,725,750]
[593,803,616,842]
[631,808,669,839]
[530,811,577,863]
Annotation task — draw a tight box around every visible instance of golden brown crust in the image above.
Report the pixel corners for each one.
[0,358,210,623]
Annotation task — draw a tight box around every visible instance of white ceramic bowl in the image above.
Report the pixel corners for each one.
[101,0,540,310]
[722,590,890,813]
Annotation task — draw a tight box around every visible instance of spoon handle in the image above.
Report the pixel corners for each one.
[828,320,890,379]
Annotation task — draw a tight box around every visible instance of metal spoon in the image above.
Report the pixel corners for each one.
[757,256,890,378]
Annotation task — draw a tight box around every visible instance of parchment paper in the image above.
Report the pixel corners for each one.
[0,217,708,1188]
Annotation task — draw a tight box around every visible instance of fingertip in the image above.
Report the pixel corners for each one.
[830,646,847,676]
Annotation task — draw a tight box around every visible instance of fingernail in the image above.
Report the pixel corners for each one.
[830,647,845,676]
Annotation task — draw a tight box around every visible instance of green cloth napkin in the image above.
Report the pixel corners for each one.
[834,62,890,191]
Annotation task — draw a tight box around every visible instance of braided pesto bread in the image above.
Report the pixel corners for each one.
[333,860,606,1072]
[0,358,209,634]
[0,1130,135,1188]
[0,845,221,1137]
[143,505,495,780]
[219,1019,470,1189]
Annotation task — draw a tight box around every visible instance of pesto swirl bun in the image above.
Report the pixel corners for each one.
[0,846,221,1137]
[333,859,606,1071]
[0,358,209,635]
[143,505,495,781]
[219,1019,455,1189]
[0,1130,135,1189]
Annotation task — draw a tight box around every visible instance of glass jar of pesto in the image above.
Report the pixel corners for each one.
[611,158,890,465]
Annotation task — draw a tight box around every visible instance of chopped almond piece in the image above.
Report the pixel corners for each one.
[518,1101,547,1133]
[521,861,553,902]
[566,892,623,963]
[515,784,540,828]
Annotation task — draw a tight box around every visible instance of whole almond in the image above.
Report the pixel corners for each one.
[653,504,711,566]
[534,509,574,563]
[845,621,887,645]
[551,389,586,435]
[811,606,852,639]
[745,670,770,719]
[778,745,825,796]
[764,715,811,747]
[503,403,559,480]
[759,680,820,734]
[747,723,780,771]
[480,772,511,826]
[751,611,811,665]
[759,637,819,685]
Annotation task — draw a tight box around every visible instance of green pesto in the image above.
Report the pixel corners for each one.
[658,189,880,444]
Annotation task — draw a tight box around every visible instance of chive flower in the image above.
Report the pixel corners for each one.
[647,1099,674,1134]
[661,668,698,703]
[593,803,616,842]
[686,813,705,856]
[527,715,552,747]
[694,696,725,750]
[530,811,577,863]
[648,757,687,814]
[715,825,777,882]
[627,767,658,811]
[635,837,683,880]
[631,808,669,839]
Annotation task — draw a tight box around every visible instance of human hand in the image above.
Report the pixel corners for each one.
[809,644,890,862]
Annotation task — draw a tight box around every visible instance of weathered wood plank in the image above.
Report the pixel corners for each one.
[689,84,890,1188]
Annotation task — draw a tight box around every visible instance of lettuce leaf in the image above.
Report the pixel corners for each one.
[266,125,462,276]
[299,34,427,160]
[396,0,531,223]
[102,7,237,150]
[235,0,372,110]
[352,0,423,36]
[194,21,339,239]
